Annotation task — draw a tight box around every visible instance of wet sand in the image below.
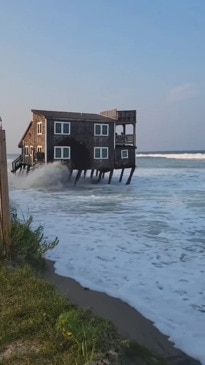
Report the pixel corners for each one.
[43,259,201,364]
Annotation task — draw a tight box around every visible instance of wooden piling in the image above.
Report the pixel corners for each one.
[74,169,82,185]
[126,167,135,185]
[119,168,124,182]
[108,169,114,184]
[0,129,10,253]
[97,171,103,183]
[68,169,73,181]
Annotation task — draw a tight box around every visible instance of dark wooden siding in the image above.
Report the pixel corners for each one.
[46,119,115,170]
[114,146,136,169]
[117,110,136,124]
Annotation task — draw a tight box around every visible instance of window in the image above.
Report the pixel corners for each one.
[94,147,109,159]
[37,122,42,135]
[94,124,109,136]
[24,146,29,156]
[37,146,42,153]
[54,146,70,159]
[54,121,70,135]
[121,149,128,159]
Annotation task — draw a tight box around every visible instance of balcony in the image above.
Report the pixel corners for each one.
[115,134,135,146]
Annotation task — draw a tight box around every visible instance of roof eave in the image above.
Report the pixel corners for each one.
[18,121,32,148]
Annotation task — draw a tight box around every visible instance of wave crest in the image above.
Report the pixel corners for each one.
[137,153,205,160]
[9,162,69,190]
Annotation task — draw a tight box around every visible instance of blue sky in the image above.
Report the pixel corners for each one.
[0,0,204,152]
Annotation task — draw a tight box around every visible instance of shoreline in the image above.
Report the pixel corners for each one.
[43,259,201,365]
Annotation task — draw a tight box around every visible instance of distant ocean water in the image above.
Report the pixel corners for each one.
[7,151,205,364]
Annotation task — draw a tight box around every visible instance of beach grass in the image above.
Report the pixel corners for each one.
[0,264,121,364]
[0,211,168,364]
[0,263,168,365]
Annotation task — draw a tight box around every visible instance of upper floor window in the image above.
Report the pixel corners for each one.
[37,146,42,153]
[94,147,109,159]
[54,121,70,135]
[37,122,42,135]
[24,146,29,156]
[54,146,70,159]
[94,124,109,136]
[121,149,128,159]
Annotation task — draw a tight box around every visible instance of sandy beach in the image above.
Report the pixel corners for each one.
[43,259,201,365]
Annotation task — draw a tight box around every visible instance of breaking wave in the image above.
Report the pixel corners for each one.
[137,153,205,160]
[8,162,70,191]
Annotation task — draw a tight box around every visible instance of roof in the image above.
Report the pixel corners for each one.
[31,109,115,122]
[18,121,32,148]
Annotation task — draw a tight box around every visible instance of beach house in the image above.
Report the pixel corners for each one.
[11,108,137,184]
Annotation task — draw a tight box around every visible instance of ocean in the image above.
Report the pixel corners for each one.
[7,151,205,364]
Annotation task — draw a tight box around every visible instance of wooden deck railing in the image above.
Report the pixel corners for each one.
[115,134,135,145]
[11,154,23,172]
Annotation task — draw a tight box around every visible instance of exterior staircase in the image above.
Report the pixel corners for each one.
[11,155,31,173]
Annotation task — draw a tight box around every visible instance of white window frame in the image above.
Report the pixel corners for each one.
[121,149,128,159]
[37,122,42,135]
[24,145,29,156]
[54,121,70,135]
[37,146,42,153]
[54,146,71,160]
[94,147,109,159]
[94,124,109,136]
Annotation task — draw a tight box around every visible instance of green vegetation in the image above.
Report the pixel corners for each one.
[0,211,167,364]
[0,265,121,364]
[8,209,58,268]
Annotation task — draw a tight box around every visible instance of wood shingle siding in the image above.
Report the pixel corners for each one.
[13,108,137,184]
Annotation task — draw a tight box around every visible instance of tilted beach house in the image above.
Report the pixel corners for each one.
[12,108,137,184]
